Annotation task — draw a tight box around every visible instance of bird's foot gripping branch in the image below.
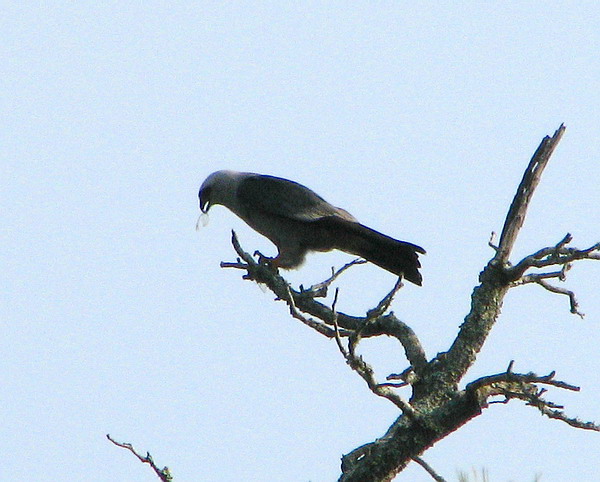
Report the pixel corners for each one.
[219,125,600,482]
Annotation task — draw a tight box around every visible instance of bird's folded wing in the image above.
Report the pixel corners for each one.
[236,175,355,221]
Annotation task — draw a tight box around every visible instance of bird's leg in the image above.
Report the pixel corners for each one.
[253,246,305,272]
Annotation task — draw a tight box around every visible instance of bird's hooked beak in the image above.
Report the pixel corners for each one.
[198,186,211,213]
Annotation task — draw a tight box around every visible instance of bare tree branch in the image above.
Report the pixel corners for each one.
[496,124,566,264]
[508,234,600,279]
[467,367,580,393]
[301,258,368,298]
[365,278,404,321]
[284,283,348,337]
[524,277,583,317]
[502,234,600,316]
[466,364,600,432]
[331,288,417,417]
[412,456,447,482]
[107,434,172,482]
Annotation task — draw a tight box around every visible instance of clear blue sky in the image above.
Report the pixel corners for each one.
[2,3,599,481]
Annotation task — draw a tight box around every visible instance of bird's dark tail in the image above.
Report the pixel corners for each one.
[321,218,425,285]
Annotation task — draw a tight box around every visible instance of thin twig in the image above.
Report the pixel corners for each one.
[107,434,173,482]
[536,406,600,431]
[505,235,600,316]
[366,277,404,321]
[532,278,583,318]
[467,366,600,432]
[386,367,414,383]
[468,368,581,393]
[509,236,600,279]
[378,381,409,388]
[413,456,447,482]
[488,231,499,252]
[284,284,347,337]
[330,291,416,416]
[300,258,367,297]
[331,288,348,357]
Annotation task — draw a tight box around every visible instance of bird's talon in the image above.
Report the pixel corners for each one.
[253,250,266,263]
[253,251,277,269]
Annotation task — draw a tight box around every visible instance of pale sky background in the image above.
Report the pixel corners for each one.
[2,3,600,481]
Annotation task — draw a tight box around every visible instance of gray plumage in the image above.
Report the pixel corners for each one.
[198,170,425,285]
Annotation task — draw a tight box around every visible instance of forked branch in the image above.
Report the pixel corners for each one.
[505,234,600,316]
[467,362,600,432]
[330,289,417,416]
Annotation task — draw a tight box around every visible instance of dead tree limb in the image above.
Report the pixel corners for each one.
[496,124,565,264]
[107,434,172,482]
[222,125,599,481]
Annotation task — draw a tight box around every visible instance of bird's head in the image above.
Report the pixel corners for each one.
[198,170,225,213]
[198,170,246,213]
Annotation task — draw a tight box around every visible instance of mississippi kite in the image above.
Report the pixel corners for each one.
[198,170,425,285]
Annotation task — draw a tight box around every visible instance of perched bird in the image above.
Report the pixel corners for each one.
[198,170,425,285]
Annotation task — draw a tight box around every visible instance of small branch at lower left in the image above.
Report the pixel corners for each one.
[107,434,173,482]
